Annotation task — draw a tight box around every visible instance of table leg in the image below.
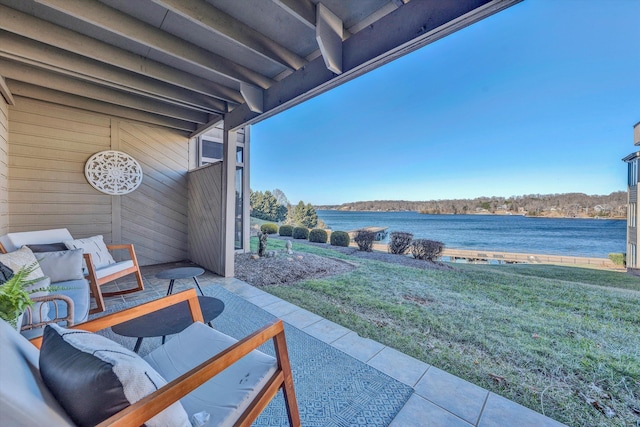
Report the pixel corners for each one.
[166,279,175,295]
[133,337,143,353]
[193,277,204,295]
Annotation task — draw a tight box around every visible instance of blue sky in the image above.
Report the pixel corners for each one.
[251,0,640,206]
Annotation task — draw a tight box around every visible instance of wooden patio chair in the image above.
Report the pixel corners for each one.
[22,289,301,427]
[0,228,144,313]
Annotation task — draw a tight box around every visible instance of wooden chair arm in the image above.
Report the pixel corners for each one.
[106,243,134,251]
[106,244,140,269]
[98,319,288,427]
[21,294,75,331]
[30,289,203,348]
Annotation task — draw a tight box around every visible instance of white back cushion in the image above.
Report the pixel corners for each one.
[0,229,74,253]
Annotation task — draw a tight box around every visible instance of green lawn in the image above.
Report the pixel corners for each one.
[250,237,640,427]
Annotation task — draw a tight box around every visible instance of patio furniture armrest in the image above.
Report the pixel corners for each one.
[106,243,136,256]
[29,288,300,427]
[29,289,203,348]
[22,294,75,330]
[97,319,300,427]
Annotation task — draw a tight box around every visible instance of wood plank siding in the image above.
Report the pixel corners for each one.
[8,97,112,238]
[0,94,7,235]
[7,97,192,266]
[188,163,224,274]
[118,120,189,265]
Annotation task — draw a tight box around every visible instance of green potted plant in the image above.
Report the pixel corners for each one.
[0,263,45,330]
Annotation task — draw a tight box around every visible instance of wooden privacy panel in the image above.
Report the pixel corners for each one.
[188,163,224,275]
[7,97,112,238]
[0,95,7,235]
[118,120,189,265]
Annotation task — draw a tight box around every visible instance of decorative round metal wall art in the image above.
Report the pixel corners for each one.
[84,150,143,195]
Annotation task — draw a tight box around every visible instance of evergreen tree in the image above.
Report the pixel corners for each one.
[289,201,318,228]
[250,189,290,222]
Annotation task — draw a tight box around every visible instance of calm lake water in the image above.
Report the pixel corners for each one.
[317,210,626,258]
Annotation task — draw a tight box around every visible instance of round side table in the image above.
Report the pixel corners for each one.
[157,267,205,295]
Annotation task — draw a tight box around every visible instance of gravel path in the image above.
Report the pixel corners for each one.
[235,236,452,287]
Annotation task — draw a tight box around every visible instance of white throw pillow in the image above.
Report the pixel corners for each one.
[0,246,50,323]
[63,235,116,269]
[0,246,46,281]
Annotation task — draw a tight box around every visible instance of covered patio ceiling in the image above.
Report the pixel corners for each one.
[0,0,520,135]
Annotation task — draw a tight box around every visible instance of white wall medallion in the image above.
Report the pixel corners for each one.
[84,150,143,195]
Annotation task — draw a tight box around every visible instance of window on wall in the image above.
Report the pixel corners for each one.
[200,137,223,166]
[235,166,243,250]
[628,158,638,187]
[234,144,245,250]
[629,203,637,228]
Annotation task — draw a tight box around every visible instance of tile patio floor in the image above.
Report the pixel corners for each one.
[100,262,567,427]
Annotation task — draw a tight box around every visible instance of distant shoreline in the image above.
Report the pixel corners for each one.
[316,209,626,220]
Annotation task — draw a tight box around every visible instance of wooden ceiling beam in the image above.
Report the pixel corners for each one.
[0,60,209,124]
[316,3,343,74]
[0,4,244,105]
[271,0,316,30]
[33,0,274,89]
[151,0,306,71]
[8,81,197,132]
[0,32,227,114]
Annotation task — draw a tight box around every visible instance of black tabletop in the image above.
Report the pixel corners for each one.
[156,267,205,280]
[112,296,225,338]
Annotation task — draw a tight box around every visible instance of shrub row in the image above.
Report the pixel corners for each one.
[279,224,293,236]
[309,228,328,243]
[260,223,278,234]
[292,226,309,239]
[353,230,375,252]
[330,231,350,247]
[410,239,444,261]
[267,224,443,260]
[271,224,351,247]
[388,231,413,254]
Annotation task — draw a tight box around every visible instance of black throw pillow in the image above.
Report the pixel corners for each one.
[26,243,68,253]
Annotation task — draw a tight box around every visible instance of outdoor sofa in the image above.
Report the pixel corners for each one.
[0,289,301,427]
[0,244,90,339]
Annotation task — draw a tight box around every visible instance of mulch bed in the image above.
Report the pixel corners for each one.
[235,236,452,287]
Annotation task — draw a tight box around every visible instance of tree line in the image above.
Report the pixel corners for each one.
[316,192,627,218]
[250,189,320,228]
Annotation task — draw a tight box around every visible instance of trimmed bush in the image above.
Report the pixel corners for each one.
[411,239,444,261]
[388,231,413,255]
[354,230,375,252]
[292,226,309,240]
[279,224,294,236]
[330,231,350,247]
[309,228,328,243]
[260,223,278,234]
[608,253,626,266]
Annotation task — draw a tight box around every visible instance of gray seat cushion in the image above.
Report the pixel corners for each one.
[0,320,75,427]
[144,322,278,427]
